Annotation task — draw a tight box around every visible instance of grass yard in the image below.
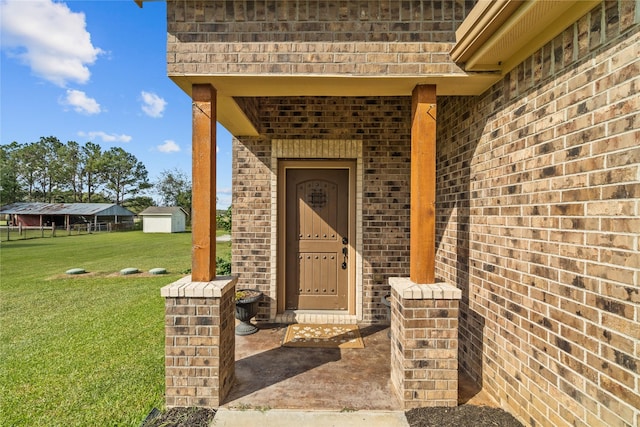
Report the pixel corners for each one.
[0,231,231,426]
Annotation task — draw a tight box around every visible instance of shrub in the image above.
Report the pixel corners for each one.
[216,257,231,275]
[216,206,232,233]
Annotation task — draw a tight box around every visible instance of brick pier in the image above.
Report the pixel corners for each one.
[161,276,237,408]
[389,278,462,409]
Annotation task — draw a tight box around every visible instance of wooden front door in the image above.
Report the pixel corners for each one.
[283,164,352,310]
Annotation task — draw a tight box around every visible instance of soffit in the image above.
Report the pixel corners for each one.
[170,74,502,136]
[451,0,600,73]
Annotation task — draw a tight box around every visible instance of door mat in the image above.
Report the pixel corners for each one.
[282,324,364,349]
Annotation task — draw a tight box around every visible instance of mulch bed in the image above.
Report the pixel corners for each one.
[406,405,524,427]
[142,407,216,427]
[142,406,523,427]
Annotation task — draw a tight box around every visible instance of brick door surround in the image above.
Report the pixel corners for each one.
[271,139,363,322]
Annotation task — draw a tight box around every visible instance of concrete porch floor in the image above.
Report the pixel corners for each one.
[223,323,498,410]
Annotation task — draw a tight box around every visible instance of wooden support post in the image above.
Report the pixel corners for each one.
[410,85,437,284]
[191,84,217,282]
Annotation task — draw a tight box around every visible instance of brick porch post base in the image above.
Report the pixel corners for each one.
[161,275,237,408]
[389,277,462,409]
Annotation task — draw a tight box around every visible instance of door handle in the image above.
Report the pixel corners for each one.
[341,246,348,269]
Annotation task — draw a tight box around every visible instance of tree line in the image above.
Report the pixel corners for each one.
[0,137,192,215]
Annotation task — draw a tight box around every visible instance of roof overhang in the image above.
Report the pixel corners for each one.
[138,0,600,136]
[170,74,502,136]
[451,0,601,73]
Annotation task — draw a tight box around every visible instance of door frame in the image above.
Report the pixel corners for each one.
[277,160,357,315]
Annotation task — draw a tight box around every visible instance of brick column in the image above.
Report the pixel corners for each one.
[161,276,237,408]
[389,277,462,409]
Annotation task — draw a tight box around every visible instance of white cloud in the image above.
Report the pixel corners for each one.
[0,0,103,87]
[157,140,180,153]
[60,89,101,114]
[140,91,167,118]
[78,131,132,143]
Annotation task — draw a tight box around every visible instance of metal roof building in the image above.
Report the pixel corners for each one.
[0,202,135,228]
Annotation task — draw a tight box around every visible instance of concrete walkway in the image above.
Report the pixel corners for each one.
[213,408,409,427]
[210,320,495,426]
[225,324,400,411]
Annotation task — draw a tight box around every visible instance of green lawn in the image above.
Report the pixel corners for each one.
[0,231,231,426]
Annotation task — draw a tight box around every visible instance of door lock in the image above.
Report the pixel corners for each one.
[342,237,348,245]
[341,246,348,269]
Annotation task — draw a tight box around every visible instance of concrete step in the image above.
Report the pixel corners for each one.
[213,408,410,427]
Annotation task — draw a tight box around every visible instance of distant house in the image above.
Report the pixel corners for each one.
[139,207,187,233]
[0,202,135,230]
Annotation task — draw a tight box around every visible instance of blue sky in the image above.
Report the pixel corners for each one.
[0,0,233,208]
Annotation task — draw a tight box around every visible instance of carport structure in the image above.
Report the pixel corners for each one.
[0,202,135,230]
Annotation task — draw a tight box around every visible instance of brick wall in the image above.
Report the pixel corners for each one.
[390,279,462,409]
[231,136,272,319]
[233,96,412,322]
[162,277,237,408]
[436,2,639,426]
[166,0,472,76]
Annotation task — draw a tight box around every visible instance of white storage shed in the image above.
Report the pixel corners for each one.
[139,207,187,233]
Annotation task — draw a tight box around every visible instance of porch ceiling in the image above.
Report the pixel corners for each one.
[169,74,501,136]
